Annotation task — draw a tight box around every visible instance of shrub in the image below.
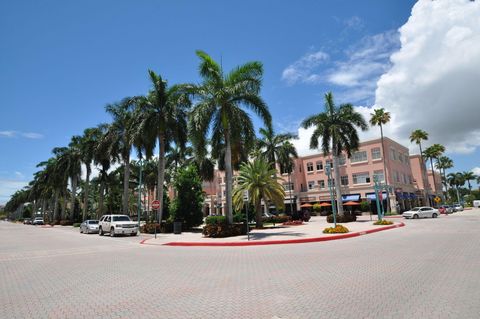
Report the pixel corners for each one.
[73,223,81,228]
[323,225,349,233]
[202,223,246,238]
[261,215,290,224]
[373,220,393,225]
[205,215,227,225]
[360,201,370,212]
[326,213,357,223]
[233,213,246,223]
[283,220,303,226]
[313,203,322,213]
[140,222,173,234]
[59,220,73,226]
[302,211,311,222]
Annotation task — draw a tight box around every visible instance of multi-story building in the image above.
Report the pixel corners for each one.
[202,137,443,215]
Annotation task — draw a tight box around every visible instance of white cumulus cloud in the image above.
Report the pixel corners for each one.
[375,0,480,155]
[281,51,329,85]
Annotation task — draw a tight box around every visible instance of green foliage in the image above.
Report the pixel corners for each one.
[360,201,370,212]
[202,223,247,238]
[373,220,393,225]
[140,222,173,234]
[169,165,205,228]
[327,213,357,223]
[261,215,290,224]
[313,203,322,212]
[73,223,81,227]
[205,215,227,225]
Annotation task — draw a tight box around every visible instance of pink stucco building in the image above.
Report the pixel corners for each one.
[202,137,443,215]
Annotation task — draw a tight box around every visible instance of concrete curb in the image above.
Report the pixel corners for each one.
[139,222,405,247]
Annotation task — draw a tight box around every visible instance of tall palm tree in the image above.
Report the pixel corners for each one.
[189,51,272,224]
[257,126,297,173]
[447,172,464,203]
[301,92,368,216]
[105,98,137,215]
[369,108,391,210]
[134,70,190,224]
[233,158,285,228]
[277,140,298,213]
[79,127,103,220]
[436,156,453,199]
[423,144,445,197]
[409,129,429,205]
[461,171,477,192]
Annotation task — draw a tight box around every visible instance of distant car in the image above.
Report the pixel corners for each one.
[80,220,99,234]
[98,215,138,237]
[32,217,44,225]
[453,204,464,212]
[23,218,32,225]
[402,207,439,219]
[438,205,453,214]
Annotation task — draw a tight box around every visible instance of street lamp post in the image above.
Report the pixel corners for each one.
[325,165,337,227]
[373,176,394,221]
[244,190,250,241]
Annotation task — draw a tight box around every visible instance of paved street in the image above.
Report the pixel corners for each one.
[1,210,480,319]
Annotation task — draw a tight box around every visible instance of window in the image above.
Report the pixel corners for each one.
[371,147,381,160]
[283,183,294,191]
[394,171,400,183]
[353,172,370,184]
[338,155,346,166]
[299,165,302,172]
[341,175,349,186]
[308,181,315,190]
[373,170,385,183]
[318,180,325,189]
[399,153,404,163]
[351,151,367,163]
[390,148,397,161]
[307,162,314,172]
[300,184,306,192]
[316,161,323,171]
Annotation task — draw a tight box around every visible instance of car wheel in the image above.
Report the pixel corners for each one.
[80,227,83,233]
[413,214,419,219]
[110,227,115,237]
[99,227,103,236]
[432,213,438,218]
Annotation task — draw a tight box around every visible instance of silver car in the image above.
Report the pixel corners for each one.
[80,220,99,234]
[402,207,439,219]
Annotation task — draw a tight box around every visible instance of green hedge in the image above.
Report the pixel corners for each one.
[326,213,357,223]
[202,223,247,238]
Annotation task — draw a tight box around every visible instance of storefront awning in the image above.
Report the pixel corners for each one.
[341,194,360,202]
[365,192,387,200]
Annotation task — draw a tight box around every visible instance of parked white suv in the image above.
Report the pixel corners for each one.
[98,215,138,237]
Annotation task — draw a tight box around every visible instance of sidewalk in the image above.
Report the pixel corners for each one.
[141,215,405,247]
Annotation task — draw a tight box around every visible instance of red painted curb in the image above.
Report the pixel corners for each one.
[139,222,405,247]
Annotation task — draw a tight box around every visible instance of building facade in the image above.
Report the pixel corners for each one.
[202,137,443,215]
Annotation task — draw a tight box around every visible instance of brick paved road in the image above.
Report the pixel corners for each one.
[1,210,479,319]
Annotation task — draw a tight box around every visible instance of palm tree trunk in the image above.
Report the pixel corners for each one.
[380,124,391,213]
[98,180,105,219]
[122,155,130,215]
[224,130,234,224]
[61,196,67,220]
[332,144,344,216]
[429,158,437,199]
[41,199,47,221]
[157,134,166,224]
[83,165,91,221]
[70,176,77,222]
[255,200,263,228]
[53,191,59,221]
[419,143,429,205]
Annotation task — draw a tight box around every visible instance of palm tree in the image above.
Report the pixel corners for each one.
[134,70,190,224]
[461,171,477,192]
[409,129,429,205]
[301,92,368,216]
[189,51,272,224]
[369,108,391,210]
[277,140,298,213]
[436,156,453,199]
[257,126,297,173]
[105,98,137,215]
[79,127,103,220]
[423,144,445,197]
[233,158,285,228]
[447,172,464,203]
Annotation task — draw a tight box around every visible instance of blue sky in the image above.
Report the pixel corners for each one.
[1,0,479,204]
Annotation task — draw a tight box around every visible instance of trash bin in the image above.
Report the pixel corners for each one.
[173,221,182,234]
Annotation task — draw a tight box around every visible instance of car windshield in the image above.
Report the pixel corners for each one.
[112,216,131,222]
[35,218,43,220]
[88,220,99,224]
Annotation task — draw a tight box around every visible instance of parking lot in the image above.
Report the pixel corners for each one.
[1,209,480,318]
